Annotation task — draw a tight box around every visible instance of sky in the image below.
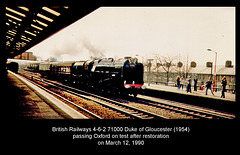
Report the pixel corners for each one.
[28,7,235,66]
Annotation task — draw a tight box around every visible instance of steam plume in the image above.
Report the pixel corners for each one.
[50,36,105,60]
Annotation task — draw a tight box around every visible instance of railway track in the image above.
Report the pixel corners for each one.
[20,72,102,119]
[20,71,168,119]
[104,91,235,119]
[42,78,169,119]
[133,95,235,119]
[20,70,235,119]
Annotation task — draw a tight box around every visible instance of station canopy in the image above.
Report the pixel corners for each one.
[5,2,100,58]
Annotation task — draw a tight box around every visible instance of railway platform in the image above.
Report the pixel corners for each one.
[144,83,237,115]
[6,71,88,119]
[145,83,235,102]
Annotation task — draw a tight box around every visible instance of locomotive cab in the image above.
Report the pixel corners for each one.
[91,58,117,92]
[122,58,145,96]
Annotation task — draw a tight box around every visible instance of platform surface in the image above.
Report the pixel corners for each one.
[7,72,64,119]
[145,83,235,102]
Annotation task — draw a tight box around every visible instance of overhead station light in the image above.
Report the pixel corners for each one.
[64,6,69,9]
[33,19,48,27]
[42,7,61,16]
[24,30,36,36]
[6,36,14,42]
[21,37,30,42]
[37,13,53,22]
[7,32,15,36]
[6,13,22,21]
[7,30,16,36]
[8,30,16,35]
[34,30,40,34]
[6,7,26,17]
[31,24,43,30]
[18,6,29,12]
[21,35,31,42]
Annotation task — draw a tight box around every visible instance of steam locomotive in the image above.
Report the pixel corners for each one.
[25,57,145,97]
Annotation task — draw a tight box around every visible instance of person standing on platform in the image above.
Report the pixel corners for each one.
[186,76,192,93]
[206,78,214,96]
[176,76,180,90]
[221,76,227,98]
[180,77,184,90]
[185,77,188,91]
[194,76,198,91]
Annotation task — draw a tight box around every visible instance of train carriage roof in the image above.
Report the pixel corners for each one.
[39,62,51,65]
[7,59,42,65]
[73,61,86,66]
[51,61,75,67]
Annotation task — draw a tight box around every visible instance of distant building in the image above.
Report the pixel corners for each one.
[14,52,36,61]
[189,65,235,91]
[144,64,235,91]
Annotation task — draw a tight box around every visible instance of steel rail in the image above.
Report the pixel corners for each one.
[135,95,235,119]
[19,72,103,119]
[41,78,169,119]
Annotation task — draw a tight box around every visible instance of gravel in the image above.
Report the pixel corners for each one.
[50,88,129,119]
[126,101,195,119]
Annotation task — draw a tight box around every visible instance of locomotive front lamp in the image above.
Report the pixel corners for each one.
[125,85,130,89]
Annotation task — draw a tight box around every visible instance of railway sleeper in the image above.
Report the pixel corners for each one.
[147,117,154,119]
[206,116,213,119]
[134,113,143,116]
[140,115,150,118]
[127,110,138,113]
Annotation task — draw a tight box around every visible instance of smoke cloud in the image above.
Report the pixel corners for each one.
[50,36,105,61]
[81,37,106,58]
